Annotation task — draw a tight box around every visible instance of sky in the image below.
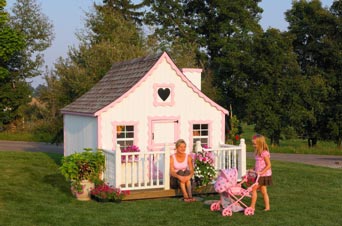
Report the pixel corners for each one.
[5,0,335,88]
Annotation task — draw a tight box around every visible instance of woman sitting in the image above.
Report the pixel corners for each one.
[170,139,196,202]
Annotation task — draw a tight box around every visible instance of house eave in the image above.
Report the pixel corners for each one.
[61,110,97,117]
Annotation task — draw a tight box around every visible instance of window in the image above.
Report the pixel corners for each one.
[192,124,209,149]
[153,84,175,106]
[116,125,134,150]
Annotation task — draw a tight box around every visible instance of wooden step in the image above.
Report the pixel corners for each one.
[123,184,216,200]
[123,188,180,200]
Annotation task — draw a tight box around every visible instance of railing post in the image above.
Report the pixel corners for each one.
[164,144,170,190]
[195,140,202,153]
[238,138,246,179]
[115,144,121,188]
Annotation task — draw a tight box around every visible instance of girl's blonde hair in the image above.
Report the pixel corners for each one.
[175,139,186,148]
[253,134,269,156]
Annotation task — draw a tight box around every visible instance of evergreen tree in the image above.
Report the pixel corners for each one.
[143,0,199,67]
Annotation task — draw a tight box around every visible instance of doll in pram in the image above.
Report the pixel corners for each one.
[210,168,259,216]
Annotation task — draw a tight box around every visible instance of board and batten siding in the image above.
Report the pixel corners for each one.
[98,58,225,153]
[64,114,98,156]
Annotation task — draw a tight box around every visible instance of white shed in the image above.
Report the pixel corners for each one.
[61,52,228,156]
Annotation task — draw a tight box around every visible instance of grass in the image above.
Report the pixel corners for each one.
[0,131,51,142]
[0,151,341,226]
[240,123,342,155]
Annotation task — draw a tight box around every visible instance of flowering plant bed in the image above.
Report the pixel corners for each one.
[121,145,140,163]
[90,183,130,202]
[193,150,216,187]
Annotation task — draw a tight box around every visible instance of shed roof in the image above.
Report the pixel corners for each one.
[61,53,163,115]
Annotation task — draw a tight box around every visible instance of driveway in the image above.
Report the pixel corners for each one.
[0,140,341,169]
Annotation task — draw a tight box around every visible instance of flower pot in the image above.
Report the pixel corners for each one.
[71,180,94,201]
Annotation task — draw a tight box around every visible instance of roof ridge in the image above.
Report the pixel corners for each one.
[110,52,163,69]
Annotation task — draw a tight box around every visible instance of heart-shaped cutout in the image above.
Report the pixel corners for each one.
[158,88,170,101]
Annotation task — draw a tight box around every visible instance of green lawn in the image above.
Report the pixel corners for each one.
[0,131,51,142]
[0,151,341,226]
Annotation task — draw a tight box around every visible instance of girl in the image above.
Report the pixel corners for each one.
[170,139,196,202]
[250,134,272,211]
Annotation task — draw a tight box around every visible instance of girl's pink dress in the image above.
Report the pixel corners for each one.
[255,150,272,176]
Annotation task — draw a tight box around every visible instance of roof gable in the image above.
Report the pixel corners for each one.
[61,52,228,116]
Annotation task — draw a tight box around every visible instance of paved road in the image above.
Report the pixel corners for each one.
[247,152,342,169]
[0,140,63,154]
[0,140,341,169]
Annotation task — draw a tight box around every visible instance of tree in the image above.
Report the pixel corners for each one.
[286,0,341,147]
[103,0,145,25]
[327,0,342,148]
[144,0,264,114]
[55,1,147,104]
[9,0,54,79]
[246,29,302,146]
[0,0,26,129]
[40,1,147,143]
[143,0,200,67]
[0,0,53,131]
[181,0,263,116]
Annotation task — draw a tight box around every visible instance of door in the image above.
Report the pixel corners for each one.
[149,119,179,151]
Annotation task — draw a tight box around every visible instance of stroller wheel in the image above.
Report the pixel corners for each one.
[222,208,233,216]
[210,202,220,211]
[244,207,255,216]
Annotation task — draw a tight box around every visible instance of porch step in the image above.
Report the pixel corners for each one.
[123,185,216,201]
[123,188,180,200]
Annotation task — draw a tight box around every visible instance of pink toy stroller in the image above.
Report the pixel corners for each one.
[210,168,259,216]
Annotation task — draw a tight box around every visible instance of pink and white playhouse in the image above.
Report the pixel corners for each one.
[61,52,246,193]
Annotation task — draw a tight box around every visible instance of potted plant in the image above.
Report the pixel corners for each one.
[193,150,216,188]
[60,148,105,201]
[90,183,130,203]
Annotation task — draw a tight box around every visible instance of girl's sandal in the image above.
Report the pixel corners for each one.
[189,197,197,202]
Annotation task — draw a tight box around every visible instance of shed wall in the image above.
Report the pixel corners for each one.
[64,115,98,155]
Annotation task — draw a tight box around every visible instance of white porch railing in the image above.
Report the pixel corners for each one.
[102,139,246,191]
[195,139,246,179]
[103,144,170,191]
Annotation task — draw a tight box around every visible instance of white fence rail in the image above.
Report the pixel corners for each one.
[197,139,246,179]
[103,139,246,191]
[103,144,170,191]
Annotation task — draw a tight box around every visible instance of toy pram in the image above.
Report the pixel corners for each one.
[210,168,259,216]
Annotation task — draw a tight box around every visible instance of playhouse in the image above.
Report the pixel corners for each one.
[61,52,228,155]
[61,52,246,194]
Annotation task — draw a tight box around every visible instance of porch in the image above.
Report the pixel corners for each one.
[102,139,247,200]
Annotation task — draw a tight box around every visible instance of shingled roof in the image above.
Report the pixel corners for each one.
[61,52,163,115]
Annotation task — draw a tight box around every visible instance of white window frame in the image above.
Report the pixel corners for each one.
[116,125,135,150]
[192,123,209,149]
